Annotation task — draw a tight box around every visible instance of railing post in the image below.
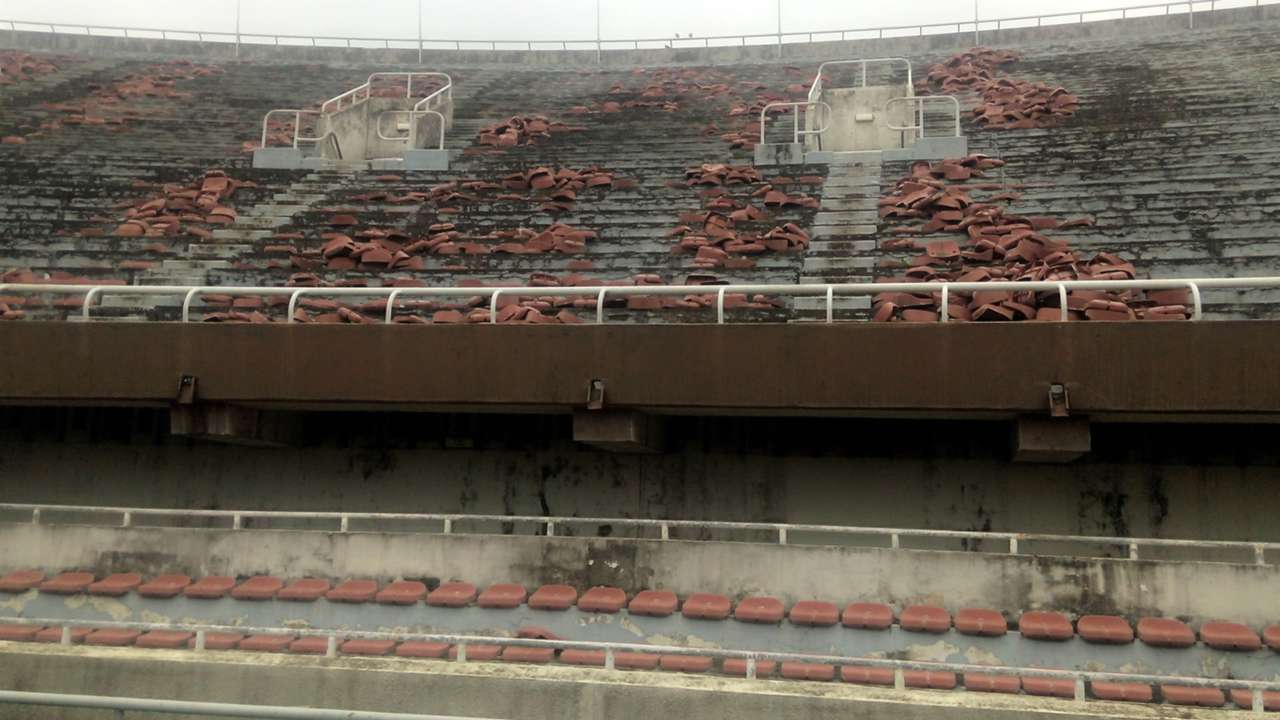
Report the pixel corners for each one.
[340,515,350,533]
[1058,283,1069,322]
[232,513,242,530]
[60,626,72,645]
[31,508,41,525]
[442,517,453,534]
[121,511,132,528]
[939,284,950,323]
[326,634,337,658]
[1187,281,1203,320]
[1128,542,1139,560]
[745,657,757,679]
[546,521,555,537]
[716,287,726,324]
[1009,536,1019,554]
[1255,544,1266,566]
[1188,1,1195,29]
[660,523,669,540]
[455,642,467,662]
[893,668,905,690]
[489,290,502,324]
[604,647,615,670]
[777,527,788,545]
[1254,688,1265,714]
[194,629,206,651]
[826,286,834,323]
[1074,678,1086,702]
[890,533,901,549]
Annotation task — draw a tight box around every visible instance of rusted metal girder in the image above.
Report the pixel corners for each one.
[0,321,1276,421]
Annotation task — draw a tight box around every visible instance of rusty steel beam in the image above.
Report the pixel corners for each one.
[0,321,1277,419]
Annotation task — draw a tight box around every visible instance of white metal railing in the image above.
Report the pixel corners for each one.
[5,1,1270,56]
[758,101,833,145]
[0,691,494,720]
[886,95,963,140]
[3,502,1274,565]
[0,277,1273,325]
[0,616,1276,711]
[260,72,451,151]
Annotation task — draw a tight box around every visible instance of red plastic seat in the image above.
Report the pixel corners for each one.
[1265,625,1280,651]
[682,593,731,620]
[577,586,626,613]
[277,578,330,602]
[1077,615,1133,644]
[1136,617,1195,648]
[900,605,951,633]
[780,662,835,681]
[137,574,191,599]
[788,601,839,627]
[136,630,193,649]
[734,596,784,623]
[0,570,44,593]
[1018,611,1073,641]
[342,639,396,656]
[722,659,776,677]
[501,646,555,663]
[85,629,141,647]
[1023,677,1076,698]
[615,652,661,670]
[1230,689,1280,711]
[426,582,477,607]
[189,632,243,650]
[39,572,94,595]
[1199,621,1261,651]
[561,649,606,666]
[396,641,450,658]
[1162,685,1225,707]
[87,573,142,596]
[1092,682,1153,703]
[841,667,894,686]
[289,636,330,654]
[628,590,678,617]
[965,673,1021,693]
[231,576,284,601]
[0,624,42,642]
[447,644,501,661]
[184,576,236,599]
[34,627,90,644]
[660,655,713,673]
[955,608,1006,636]
[528,584,577,610]
[842,602,893,630]
[375,580,427,605]
[327,579,378,603]
[240,634,295,652]
[477,583,527,609]
[905,671,957,689]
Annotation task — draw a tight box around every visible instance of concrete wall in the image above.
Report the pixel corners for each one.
[819,85,912,152]
[2,433,1279,544]
[0,643,1225,720]
[5,5,1277,68]
[2,523,1277,626]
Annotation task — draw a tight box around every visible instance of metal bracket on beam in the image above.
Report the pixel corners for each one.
[586,379,606,410]
[176,375,198,405]
[1048,383,1069,418]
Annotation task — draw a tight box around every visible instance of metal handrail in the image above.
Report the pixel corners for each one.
[4,1,1269,54]
[0,691,495,720]
[259,109,326,149]
[815,58,914,92]
[321,72,449,115]
[0,616,1276,708]
[885,95,962,140]
[376,109,445,149]
[3,502,1274,564]
[758,101,833,145]
[0,276,1270,325]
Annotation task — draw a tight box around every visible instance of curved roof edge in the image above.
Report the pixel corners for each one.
[6,4,1276,67]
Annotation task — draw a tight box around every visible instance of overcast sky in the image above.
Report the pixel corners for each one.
[6,0,1244,42]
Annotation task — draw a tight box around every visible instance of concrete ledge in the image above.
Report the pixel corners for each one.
[0,642,1228,720]
[2,523,1277,626]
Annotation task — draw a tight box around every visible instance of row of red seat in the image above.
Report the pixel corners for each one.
[3,569,1278,651]
[0,621,1273,710]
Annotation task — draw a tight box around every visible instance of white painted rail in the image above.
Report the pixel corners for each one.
[0,276,1276,324]
[2,503,1272,565]
[5,1,1271,54]
[0,690,498,720]
[0,616,1274,711]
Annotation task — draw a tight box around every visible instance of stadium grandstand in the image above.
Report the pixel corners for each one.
[1,1,1279,718]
